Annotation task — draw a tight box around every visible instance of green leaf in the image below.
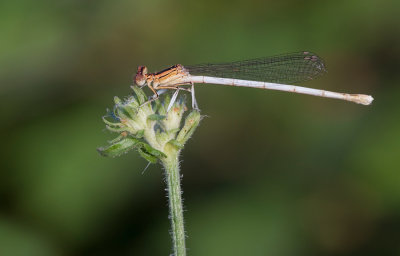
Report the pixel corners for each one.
[142,143,167,159]
[116,105,134,120]
[137,149,159,163]
[98,135,166,163]
[167,128,180,134]
[136,129,144,138]
[131,85,147,104]
[162,94,171,114]
[148,114,166,121]
[125,96,139,108]
[102,116,121,127]
[154,98,164,114]
[108,134,127,144]
[114,96,122,105]
[176,110,201,145]
[97,137,141,157]
[167,139,184,149]
[124,102,139,118]
[137,142,167,163]
[105,125,127,133]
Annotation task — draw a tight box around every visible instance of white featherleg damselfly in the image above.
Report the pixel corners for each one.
[134,51,374,111]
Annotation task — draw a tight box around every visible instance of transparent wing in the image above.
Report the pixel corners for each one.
[185,51,327,84]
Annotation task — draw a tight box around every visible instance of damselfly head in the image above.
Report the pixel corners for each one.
[135,66,148,86]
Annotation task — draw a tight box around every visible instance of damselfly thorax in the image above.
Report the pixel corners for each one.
[135,64,191,89]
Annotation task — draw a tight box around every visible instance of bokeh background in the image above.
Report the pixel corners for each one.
[1,0,399,255]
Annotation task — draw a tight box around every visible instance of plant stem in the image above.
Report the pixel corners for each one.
[100,87,201,255]
[163,150,186,256]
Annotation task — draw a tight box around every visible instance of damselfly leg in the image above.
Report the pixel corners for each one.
[167,89,181,112]
[191,82,199,110]
[165,84,199,112]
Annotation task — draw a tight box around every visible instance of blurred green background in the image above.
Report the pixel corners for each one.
[1,0,399,255]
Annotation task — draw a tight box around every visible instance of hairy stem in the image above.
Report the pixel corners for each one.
[100,86,201,255]
[163,149,186,256]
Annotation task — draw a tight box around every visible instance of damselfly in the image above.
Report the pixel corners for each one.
[134,51,373,111]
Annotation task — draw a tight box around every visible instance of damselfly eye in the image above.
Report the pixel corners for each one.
[135,66,148,86]
[136,66,148,75]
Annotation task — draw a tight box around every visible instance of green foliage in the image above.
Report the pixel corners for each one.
[98,86,201,165]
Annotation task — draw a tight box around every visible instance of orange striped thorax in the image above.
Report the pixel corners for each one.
[135,64,190,89]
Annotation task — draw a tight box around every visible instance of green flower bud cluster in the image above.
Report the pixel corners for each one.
[98,86,201,164]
